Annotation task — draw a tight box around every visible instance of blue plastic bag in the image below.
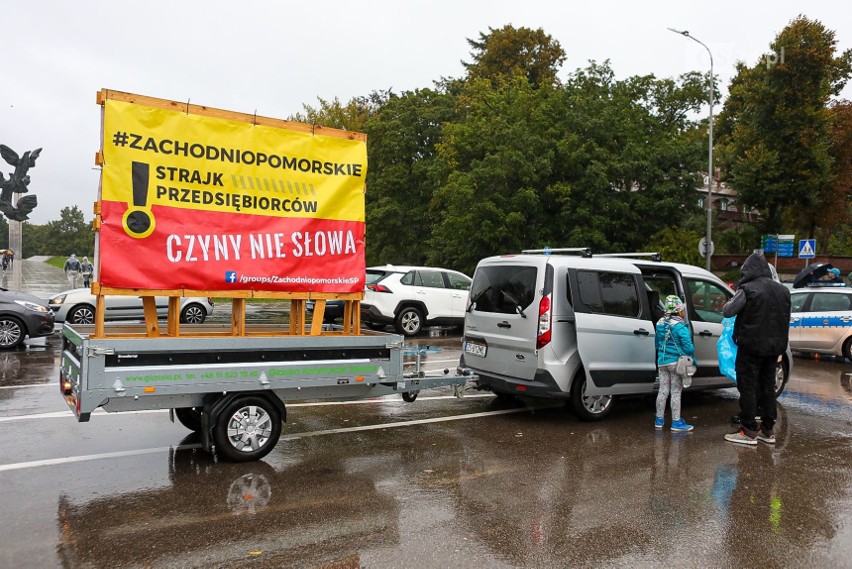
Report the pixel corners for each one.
[717,316,737,383]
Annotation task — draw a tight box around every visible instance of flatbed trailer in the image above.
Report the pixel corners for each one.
[59,322,471,461]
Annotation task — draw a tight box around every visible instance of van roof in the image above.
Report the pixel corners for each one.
[477,254,642,274]
[476,254,727,286]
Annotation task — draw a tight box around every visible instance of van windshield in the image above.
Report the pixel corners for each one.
[470,266,538,314]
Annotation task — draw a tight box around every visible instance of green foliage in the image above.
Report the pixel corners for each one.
[424,63,707,275]
[21,206,93,258]
[717,16,852,237]
[363,88,458,266]
[647,227,705,266]
[289,93,386,132]
[463,25,566,89]
[716,224,763,255]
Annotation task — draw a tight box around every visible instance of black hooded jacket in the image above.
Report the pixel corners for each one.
[727,253,791,355]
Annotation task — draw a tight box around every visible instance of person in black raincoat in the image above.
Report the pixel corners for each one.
[722,252,791,445]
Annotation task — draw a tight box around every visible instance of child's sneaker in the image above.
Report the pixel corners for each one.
[655,417,664,429]
[725,428,758,445]
[670,418,694,432]
[756,428,776,444]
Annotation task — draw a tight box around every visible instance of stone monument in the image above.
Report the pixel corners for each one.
[0,145,41,291]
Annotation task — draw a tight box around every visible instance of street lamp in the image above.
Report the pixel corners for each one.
[668,28,714,272]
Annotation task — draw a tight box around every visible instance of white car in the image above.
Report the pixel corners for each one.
[360,265,472,336]
[789,287,852,360]
[48,289,214,325]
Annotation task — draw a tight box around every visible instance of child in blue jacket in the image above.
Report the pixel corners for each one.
[655,295,696,432]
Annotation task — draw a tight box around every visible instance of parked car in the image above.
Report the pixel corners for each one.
[307,271,388,324]
[305,299,345,324]
[459,250,792,420]
[360,265,472,336]
[789,287,852,360]
[48,289,214,325]
[0,288,55,349]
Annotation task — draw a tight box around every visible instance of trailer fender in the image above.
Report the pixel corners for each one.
[199,392,287,453]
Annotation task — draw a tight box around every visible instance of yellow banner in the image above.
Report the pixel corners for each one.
[101,100,367,223]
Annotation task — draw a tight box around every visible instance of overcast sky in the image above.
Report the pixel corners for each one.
[3,0,851,225]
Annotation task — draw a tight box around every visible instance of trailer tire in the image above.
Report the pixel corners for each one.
[175,407,203,432]
[401,390,419,402]
[213,396,282,462]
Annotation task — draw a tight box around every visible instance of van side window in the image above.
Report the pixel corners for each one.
[686,279,731,323]
[577,271,640,318]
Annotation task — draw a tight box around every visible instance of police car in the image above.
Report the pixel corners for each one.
[789,286,852,360]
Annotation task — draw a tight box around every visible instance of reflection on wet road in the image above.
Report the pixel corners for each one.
[1,319,851,568]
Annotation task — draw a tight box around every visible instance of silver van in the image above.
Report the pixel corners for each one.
[459,250,792,420]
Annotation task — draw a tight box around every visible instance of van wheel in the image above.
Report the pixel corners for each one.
[570,371,614,421]
[213,396,282,462]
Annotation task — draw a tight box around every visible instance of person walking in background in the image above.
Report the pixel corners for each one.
[723,252,791,446]
[64,253,82,288]
[80,256,94,288]
[655,295,696,432]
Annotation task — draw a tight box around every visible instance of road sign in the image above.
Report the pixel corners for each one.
[798,239,816,259]
[761,234,777,253]
[777,235,795,258]
[698,237,714,258]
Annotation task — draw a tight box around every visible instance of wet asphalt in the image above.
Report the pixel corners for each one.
[0,259,851,568]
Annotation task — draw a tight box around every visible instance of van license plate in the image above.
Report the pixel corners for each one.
[464,341,487,357]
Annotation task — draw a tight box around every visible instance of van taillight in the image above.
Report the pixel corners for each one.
[536,293,552,350]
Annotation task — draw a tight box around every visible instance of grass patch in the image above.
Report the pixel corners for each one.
[46,256,66,270]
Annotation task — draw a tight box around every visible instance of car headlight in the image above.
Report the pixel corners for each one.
[15,300,49,313]
[49,294,66,306]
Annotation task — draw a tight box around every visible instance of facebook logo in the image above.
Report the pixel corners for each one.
[225,271,237,283]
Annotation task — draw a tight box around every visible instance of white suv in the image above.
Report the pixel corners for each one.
[360,265,472,336]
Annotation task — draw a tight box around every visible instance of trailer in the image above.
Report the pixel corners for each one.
[60,90,475,461]
[60,321,471,462]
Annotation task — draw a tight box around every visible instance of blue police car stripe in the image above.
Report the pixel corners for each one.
[789,316,852,328]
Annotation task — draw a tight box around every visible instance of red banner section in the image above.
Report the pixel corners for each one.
[98,200,365,293]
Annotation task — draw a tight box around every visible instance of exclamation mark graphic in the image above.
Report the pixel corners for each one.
[122,161,156,238]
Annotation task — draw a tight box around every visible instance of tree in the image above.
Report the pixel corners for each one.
[363,87,458,265]
[647,227,704,267]
[717,16,852,239]
[427,63,708,275]
[42,206,94,256]
[462,25,566,89]
[825,100,852,255]
[289,93,386,133]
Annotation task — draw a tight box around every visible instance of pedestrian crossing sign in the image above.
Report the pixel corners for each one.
[798,239,816,259]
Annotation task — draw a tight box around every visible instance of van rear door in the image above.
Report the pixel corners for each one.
[463,257,545,381]
[571,266,658,395]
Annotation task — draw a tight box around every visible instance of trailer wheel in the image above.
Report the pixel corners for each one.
[401,390,419,402]
[213,396,282,462]
[175,407,203,432]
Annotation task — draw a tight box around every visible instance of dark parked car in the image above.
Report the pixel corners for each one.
[0,288,55,349]
[305,299,345,324]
